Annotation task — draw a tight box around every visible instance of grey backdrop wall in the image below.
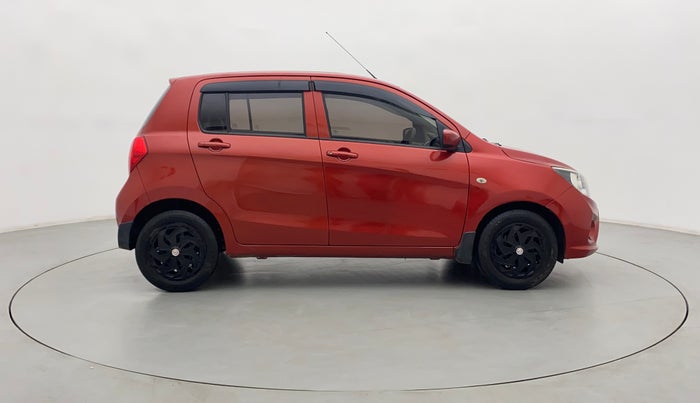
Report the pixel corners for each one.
[1,0,698,233]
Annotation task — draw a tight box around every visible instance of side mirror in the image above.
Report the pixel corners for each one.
[442,129,461,152]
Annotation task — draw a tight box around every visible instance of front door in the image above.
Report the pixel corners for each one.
[313,82,470,247]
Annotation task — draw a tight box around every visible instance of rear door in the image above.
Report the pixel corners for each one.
[187,77,328,245]
[312,78,470,247]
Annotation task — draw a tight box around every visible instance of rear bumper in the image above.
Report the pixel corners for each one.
[118,222,133,250]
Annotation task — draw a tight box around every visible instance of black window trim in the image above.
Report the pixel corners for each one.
[201,80,311,93]
[314,80,434,119]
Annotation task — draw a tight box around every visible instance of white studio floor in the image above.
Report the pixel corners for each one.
[1,220,698,402]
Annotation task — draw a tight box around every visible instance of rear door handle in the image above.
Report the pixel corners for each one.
[198,139,231,150]
[326,149,358,160]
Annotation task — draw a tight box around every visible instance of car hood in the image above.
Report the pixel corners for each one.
[500,147,572,170]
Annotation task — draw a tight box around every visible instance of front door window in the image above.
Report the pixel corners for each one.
[324,94,440,148]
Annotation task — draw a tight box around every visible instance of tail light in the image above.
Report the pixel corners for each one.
[129,137,148,172]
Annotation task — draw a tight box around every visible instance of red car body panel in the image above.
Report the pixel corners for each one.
[186,76,328,246]
[546,187,599,258]
[116,71,599,262]
[319,139,469,246]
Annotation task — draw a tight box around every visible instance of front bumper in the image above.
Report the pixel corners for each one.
[547,187,599,259]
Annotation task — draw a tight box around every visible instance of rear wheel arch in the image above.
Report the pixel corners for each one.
[128,199,225,252]
[474,202,565,263]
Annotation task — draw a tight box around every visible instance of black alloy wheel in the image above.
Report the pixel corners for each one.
[490,223,545,279]
[476,210,558,290]
[147,223,205,281]
[135,211,219,292]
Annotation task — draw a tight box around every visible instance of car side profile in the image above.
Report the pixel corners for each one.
[116,72,599,292]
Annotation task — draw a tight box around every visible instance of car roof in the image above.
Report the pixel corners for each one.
[170,71,389,86]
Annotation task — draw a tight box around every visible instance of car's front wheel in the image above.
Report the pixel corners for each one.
[135,211,219,292]
[475,210,558,290]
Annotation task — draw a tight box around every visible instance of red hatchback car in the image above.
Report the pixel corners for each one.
[116,72,598,292]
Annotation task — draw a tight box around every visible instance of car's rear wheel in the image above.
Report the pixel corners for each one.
[475,210,558,290]
[135,211,219,292]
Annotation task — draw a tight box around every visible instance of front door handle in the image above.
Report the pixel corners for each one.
[326,149,358,160]
[198,139,231,150]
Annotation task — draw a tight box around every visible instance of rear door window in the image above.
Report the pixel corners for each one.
[199,92,305,136]
[199,93,228,132]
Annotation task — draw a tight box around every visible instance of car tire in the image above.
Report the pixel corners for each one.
[135,210,219,292]
[475,210,558,290]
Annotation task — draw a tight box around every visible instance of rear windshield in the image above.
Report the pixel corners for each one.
[139,85,170,131]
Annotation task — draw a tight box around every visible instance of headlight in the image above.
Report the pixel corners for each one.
[553,167,589,196]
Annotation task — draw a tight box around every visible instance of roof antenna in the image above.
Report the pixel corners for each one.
[325,31,377,79]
